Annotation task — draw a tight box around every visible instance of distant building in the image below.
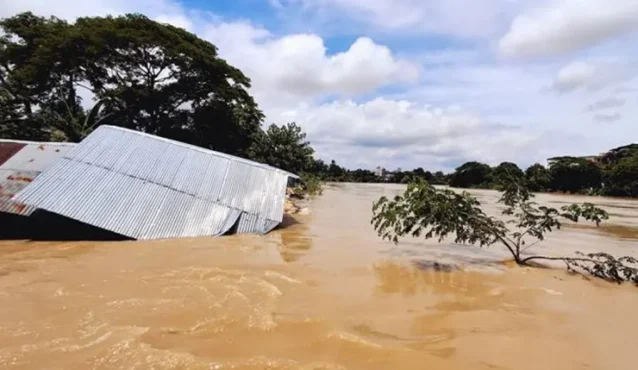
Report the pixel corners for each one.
[374,166,386,177]
[383,172,394,182]
[580,155,604,164]
[547,154,605,166]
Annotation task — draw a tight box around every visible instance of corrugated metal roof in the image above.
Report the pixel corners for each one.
[15,126,296,239]
[0,140,76,216]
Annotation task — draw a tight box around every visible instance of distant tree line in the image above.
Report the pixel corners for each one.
[300,144,638,198]
[442,145,638,198]
[1,13,637,198]
[303,161,449,185]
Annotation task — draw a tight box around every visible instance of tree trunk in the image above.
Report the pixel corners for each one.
[67,75,76,114]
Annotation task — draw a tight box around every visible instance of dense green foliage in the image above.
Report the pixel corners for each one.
[306,160,449,185]
[600,144,638,165]
[603,156,638,197]
[371,179,638,284]
[299,173,323,196]
[525,163,552,192]
[491,162,525,189]
[251,122,315,175]
[1,12,262,155]
[449,161,493,188]
[548,157,602,194]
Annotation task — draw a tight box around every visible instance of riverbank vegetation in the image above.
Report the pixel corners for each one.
[1,12,637,199]
[307,148,638,198]
[371,179,638,284]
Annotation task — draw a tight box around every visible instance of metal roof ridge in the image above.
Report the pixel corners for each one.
[98,125,298,178]
[0,139,76,146]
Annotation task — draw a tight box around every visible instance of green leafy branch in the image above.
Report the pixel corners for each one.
[371,179,638,284]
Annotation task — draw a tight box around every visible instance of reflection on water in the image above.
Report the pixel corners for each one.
[564,223,638,240]
[1,183,638,369]
[277,220,313,263]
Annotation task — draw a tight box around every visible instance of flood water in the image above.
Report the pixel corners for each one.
[1,183,638,370]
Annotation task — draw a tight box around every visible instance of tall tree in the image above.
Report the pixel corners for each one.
[349,169,377,183]
[311,159,329,176]
[411,167,434,183]
[549,157,602,194]
[525,163,552,192]
[0,12,263,156]
[76,14,263,154]
[327,160,349,181]
[600,144,638,166]
[431,171,448,185]
[492,162,524,189]
[0,13,80,140]
[603,156,638,197]
[449,161,493,188]
[251,122,314,174]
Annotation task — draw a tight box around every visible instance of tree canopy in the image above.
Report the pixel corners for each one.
[549,157,602,194]
[251,122,315,174]
[0,12,262,156]
[449,161,493,188]
[525,163,552,192]
[491,162,524,189]
[603,156,638,197]
[600,144,638,166]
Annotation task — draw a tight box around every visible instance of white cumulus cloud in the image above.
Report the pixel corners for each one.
[268,98,560,170]
[204,21,419,100]
[500,0,638,58]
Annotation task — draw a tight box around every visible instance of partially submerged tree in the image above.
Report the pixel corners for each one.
[371,180,638,284]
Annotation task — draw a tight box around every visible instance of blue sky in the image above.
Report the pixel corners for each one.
[3,0,638,171]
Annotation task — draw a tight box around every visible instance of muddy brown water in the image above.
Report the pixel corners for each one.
[1,183,638,370]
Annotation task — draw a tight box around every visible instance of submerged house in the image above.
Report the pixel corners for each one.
[0,140,76,217]
[14,125,297,240]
